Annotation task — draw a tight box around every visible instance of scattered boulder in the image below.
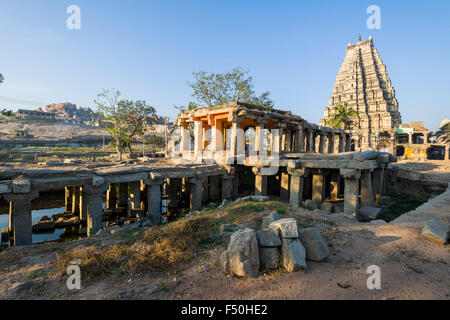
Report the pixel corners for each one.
[54,216,80,228]
[359,206,382,221]
[305,199,320,211]
[421,219,449,245]
[250,195,270,202]
[269,218,299,239]
[299,227,329,261]
[256,229,282,247]
[320,202,334,212]
[281,239,307,272]
[259,247,281,270]
[220,228,259,278]
[262,211,281,229]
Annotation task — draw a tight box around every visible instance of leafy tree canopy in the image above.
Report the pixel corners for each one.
[188,67,274,110]
[94,89,156,159]
[326,103,358,130]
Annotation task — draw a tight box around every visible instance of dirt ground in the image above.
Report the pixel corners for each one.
[0,202,448,300]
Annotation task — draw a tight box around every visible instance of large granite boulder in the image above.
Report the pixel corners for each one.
[220,228,260,278]
[259,247,281,270]
[281,239,307,272]
[299,227,329,261]
[262,211,281,229]
[256,229,282,247]
[269,218,299,239]
[421,219,449,245]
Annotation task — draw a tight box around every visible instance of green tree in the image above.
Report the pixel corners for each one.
[94,89,157,160]
[326,103,358,130]
[188,67,274,109]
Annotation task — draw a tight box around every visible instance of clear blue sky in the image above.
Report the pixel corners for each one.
[0,0,449,130]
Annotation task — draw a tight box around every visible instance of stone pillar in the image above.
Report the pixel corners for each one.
[280,171,290,201]
[211,119,223,163]
[328,133,335,154]
[209,176,220,201]
[79,188,88,222]
[360,171,374,207]
[180,122,190,158]
[106,184,118,209]
[307,129,314,153]
[272,128,282,155]
[408,133,413,144]
[71,186,81,215]
[222,175,233,200]
[146,176,164,225]
[295,127,305,153]
[288,169,307,207]
[4,190,39,246]
[189,177,204,212]
[84,185,107,237]
[312,170,328,202]
[372,167,385,205]
[329,170,340,201]
[129,181,141,210]
[255,121,265,155]
[445,146,450,161]
[253,168,267,196]
[285,128,292,152]
[65,187,73,212]
[340,169,361,218]
[118,182,128,208]
[140,182,148,212]
[338,133,345,153]
[318,133,326,154]
[194,120,203,163]
[345,134,352,152]
[167,178,181,209]
[236,123,245,161]
[423,132,429,144]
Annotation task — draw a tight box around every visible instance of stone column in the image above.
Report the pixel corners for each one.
[189,177,204,212]
[129,181,141,210]
[65,187,73,213]
[272,128,282,155]
[106,184,118,209]
[328,133,335,154]
[71,186,81,215]
[288,169,307,207]
[318,132,326,154]
[211,119,223,163]
[372,167,385,205]
[307,129,314,153]
[118,182,128,208]
[408,133,413,144]
[236,123,245,161]
[209,176,220,201]
[340,169,361,218]
[146,176,164,225]
[4,190,39,246]
[360,171,374,207]
[345,134,352,152]
[79,188,88,222]
[255,121,265,155]
[253,167,267,196]
[280,171,291,201]
[312,170,328,202]
[180,122,190,158]
[84,185,107,237]
[338,133,345,153]
[445,146,450,161]
[194,120,203,163]
[295,127,305,153]
[140,182,148,212]
[285,128,292,152]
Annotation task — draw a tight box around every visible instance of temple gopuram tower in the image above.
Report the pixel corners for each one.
[319,36,402,152]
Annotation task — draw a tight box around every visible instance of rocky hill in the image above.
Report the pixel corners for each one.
[39,103,93,122]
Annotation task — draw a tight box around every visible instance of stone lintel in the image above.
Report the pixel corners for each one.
[287,168,309,177]
[340,169,361,180]
[4,189,39,202]
[12,176,31,194]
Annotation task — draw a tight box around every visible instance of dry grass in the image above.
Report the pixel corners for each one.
[56,200,288,279]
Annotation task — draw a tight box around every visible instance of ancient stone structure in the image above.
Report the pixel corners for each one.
[319,37,402,152]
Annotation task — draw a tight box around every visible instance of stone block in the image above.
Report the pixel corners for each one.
[269,218,299,239]
[320,202,334,212]
[359,206,382,221]
[259,247,280,270]
[299,227,329,261]
[12,177,31,194]
[262,211,281,230]
[421,219,449,245]
[256,229,282,247]
[281,239,307,272]
[305,199,320,211]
